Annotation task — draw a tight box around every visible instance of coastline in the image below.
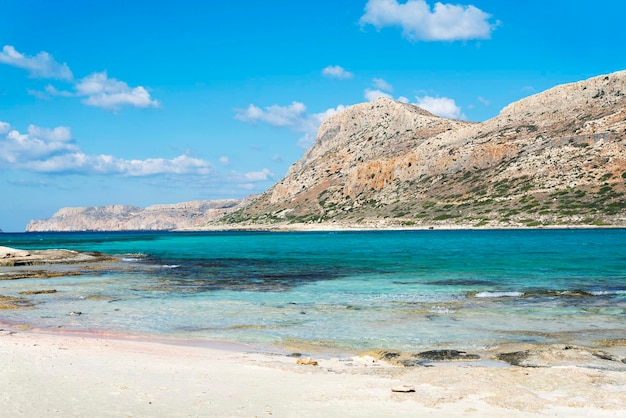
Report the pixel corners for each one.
[1,328,625,417]
[19,217,626,233]
[177,220,626,233]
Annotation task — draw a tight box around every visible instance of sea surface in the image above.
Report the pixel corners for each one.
[1,229,625,354]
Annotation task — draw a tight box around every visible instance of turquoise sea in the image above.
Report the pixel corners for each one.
[1,229,625,354]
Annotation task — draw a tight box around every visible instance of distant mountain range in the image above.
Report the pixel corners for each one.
[28,70,626,231]
[26,200,245,232]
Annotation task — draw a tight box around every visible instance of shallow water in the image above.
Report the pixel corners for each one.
[1,229,625,353]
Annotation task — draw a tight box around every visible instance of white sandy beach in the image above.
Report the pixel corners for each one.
[1,330,625,417]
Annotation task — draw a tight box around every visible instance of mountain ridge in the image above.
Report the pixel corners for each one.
[220,70,626,229]
[26,70,626,231]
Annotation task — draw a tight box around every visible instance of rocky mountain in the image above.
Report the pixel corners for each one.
[26,199,245,232]
[221,70,626,229]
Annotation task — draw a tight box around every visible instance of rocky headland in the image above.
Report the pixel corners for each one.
[27,70,626,231]
[222,70,626,229]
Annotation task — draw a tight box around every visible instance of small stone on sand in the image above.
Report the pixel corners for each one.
[391,385,415,393]
[296,357,318,366]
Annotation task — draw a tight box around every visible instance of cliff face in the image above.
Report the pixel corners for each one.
[224,70,626,228]
[26,200,244,232]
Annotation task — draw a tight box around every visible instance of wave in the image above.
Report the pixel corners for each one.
[472,291,524,298]
[589,290,626,296]
[121,253,147,262]
[468,289,626,299]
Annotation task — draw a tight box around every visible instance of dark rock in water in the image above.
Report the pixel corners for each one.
[417,350,481,361]
[428,279,494,286]
[19,289,57,295]
[0,294,34,309]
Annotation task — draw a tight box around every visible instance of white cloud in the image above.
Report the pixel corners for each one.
[45,84,74,97]
[242,168,274,182]
[122,154,212,176]
[1,45,159,112]
[414,95,465,119]
[27,125,73,142]
[364,88,393,101]
[0,122,212,176]
[0,45,73,80]
[360,0,496,41]
[365,78,394,101]
[477,96,490,106]
[373,78,393,91]
[321,65,353,79]
[75,72,160,111]
[22,153,212,176]
[219,156,231,166]
[1,123,78,163]
[235,102,346,149]
[223,168,275,191]
[0,122,10,135]
[235,101,307,126]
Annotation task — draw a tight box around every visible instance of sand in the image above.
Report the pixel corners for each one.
[1,330,625,417]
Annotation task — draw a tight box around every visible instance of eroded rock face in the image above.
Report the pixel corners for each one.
[26,199,245,232]
[224,70,626,228]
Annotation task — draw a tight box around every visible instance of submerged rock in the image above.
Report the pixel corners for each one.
[19,289,58,295]
[0,295,33,309]
[0,270,83,280]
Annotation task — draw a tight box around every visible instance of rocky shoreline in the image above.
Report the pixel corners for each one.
[357,344,626,371]
[0,245,119,288]
[0,246,116,267]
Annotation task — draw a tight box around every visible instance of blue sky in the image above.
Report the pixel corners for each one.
[1,0,625,231]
